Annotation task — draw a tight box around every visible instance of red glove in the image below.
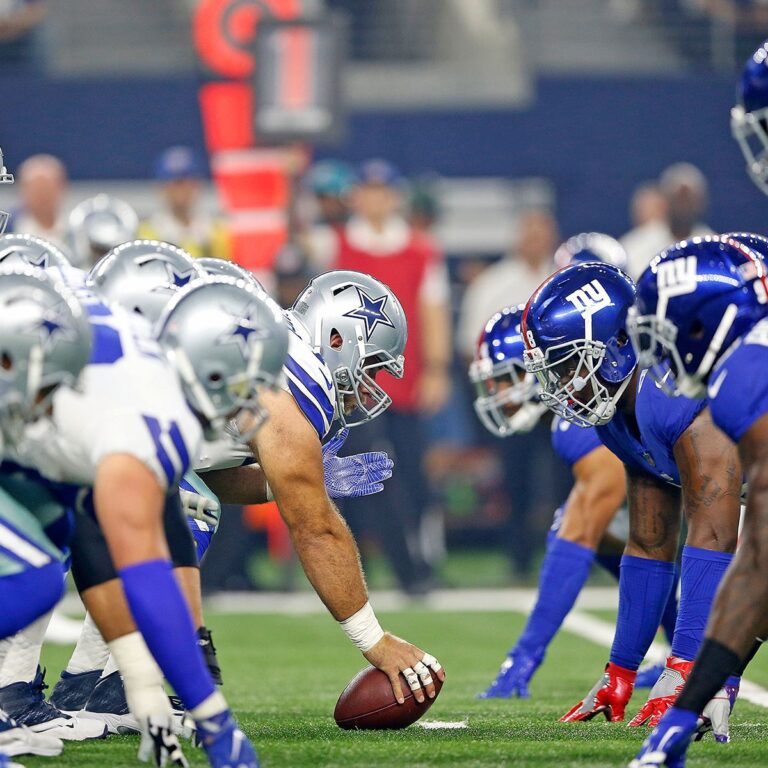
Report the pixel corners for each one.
[629,656,693,728]
[560,662,637,722]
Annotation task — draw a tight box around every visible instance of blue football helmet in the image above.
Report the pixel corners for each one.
[724,231,768,261]
[554,232,628,272]
[469,306,546,437]
[732,41,768,195]
[522,263,636,427]
[628,235,768,398]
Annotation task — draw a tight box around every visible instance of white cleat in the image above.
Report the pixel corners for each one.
[27,713,107,741]
[77,709,139,736]
[0,717,63,757]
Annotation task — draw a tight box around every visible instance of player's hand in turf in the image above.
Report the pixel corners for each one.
[322,428,394,499]
[560,662,636,722]
[629,657,692,729]
[628,706,698,768]
[138,716,189,768]
[363,633,445,705]
[695,681,739,743]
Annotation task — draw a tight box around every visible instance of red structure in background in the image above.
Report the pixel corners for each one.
[193,0,304,273]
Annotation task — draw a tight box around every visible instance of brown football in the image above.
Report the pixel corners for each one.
[334,665,444,730]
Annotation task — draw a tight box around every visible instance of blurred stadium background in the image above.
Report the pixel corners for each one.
[1,0,765,596]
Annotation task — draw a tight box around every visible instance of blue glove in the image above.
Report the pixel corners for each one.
[322,428,394,499]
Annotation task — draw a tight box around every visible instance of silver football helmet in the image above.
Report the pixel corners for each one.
[0,233,71,270]
[290,270,407,427]
[0,147,14,236]
[88,239,205,325]
[0,266,92,444]
[157,276,289,440]
[197,257,264,291]
[68,194,139,268]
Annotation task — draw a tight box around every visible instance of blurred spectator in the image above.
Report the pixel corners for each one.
[273,242,313,309]
[620,162,712,279]
[67,194,139,268]
[317,158,452,593]
[629,181,668,229]
[10,153,68,250]
[0,0,47,74]
[300,159,356,274]
[457,207,563,577]
[408,176,440,235]
[457,207,558,359]
[138,146,230,260]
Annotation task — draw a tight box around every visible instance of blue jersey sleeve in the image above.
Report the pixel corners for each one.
[709,326,768,443]
[550,416,603,469]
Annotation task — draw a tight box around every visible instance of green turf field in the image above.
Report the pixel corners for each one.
[27,609,768,768]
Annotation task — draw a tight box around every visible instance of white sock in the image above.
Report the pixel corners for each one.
[108,632,171,722]
[0,611,52,687]
[100,653,119,678]
[65,612,110,674]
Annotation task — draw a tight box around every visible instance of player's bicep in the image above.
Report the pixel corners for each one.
[250,389,328,522]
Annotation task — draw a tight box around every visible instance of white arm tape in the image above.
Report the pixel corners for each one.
[264,479,274,502]
[339,601,384,652]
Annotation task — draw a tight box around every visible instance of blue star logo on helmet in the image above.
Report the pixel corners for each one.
[137,254,197,293]
[343,287,395,341]
[34,309,74,351]
[219,306,268,358]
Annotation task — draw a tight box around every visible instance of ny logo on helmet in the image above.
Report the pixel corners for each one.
[656,256,697,317]
[565,280,613,339]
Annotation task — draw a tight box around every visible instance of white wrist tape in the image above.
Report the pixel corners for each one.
[264,479,274,502]
[339,601,384,652]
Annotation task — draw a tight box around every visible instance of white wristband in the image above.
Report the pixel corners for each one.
[339,601,384,652]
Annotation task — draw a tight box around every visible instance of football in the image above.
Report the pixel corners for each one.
[334,666,444,730]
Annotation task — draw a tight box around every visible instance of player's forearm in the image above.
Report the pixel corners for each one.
[286,501,368,621]
[198,465,268,505]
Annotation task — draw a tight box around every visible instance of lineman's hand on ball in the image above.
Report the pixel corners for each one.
[363,632,445,704]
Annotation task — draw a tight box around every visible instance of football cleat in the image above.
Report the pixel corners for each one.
[629,657,691,728]
[0,753,24,768]
[0,708,62,757]
[79,670,139,735]
[0,668,107,741]
[695,681,739,743]
[197,627,223,686]
[476,646,545,699]
[198,711,260,768]
[635,663,665,689]
[49,669,102,714]
[628,706,698,768]
[560,663,636,722]
[138,716,189,768]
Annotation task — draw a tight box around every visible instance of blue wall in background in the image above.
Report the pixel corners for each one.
[0,74,763,239]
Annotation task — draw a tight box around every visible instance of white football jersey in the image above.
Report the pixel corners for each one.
[11,267,202,491]
[195,310,336,473]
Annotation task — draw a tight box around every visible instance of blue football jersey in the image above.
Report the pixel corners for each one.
[550,416,603,469]
[708,318,768,443]
[597,369,706,485]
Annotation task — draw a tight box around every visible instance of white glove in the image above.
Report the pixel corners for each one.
[138,716,189,767]
[179,489,220,527]
[697,685,736,743]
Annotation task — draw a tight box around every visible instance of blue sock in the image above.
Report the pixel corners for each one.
[661,565,680,646]
[515,538,595,654]
[119,559,217,710]
[0,561,63,639]
[609,556,676,671]
[671,546,733,661]
[595,553,622,581]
